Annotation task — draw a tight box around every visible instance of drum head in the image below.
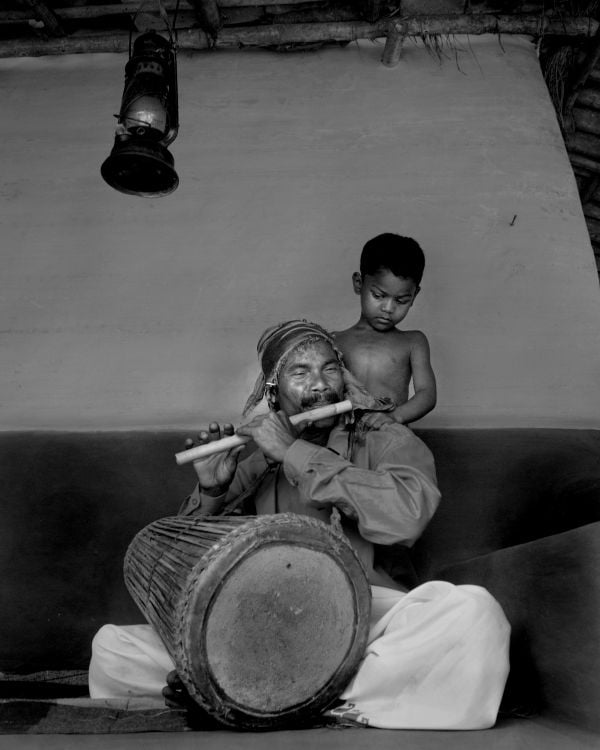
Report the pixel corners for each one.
[175,513,371,729]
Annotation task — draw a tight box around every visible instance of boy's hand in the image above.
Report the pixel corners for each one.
[359,411,398,431]
[341,366,397,414]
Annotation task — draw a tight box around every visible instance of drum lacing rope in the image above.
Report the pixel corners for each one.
[329,506,343,534]
[135,515,229,657]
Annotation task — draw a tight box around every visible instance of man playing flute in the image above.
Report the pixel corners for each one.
[89,319,510,729]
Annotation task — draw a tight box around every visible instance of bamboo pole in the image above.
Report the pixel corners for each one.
[19,0,66,36]
[564,26,600,116]
[1,5,598,29]
[582,200,600,220]
[121,0,161,32]
[363,0,386,24]
[587,69,600,86]
[220,7,263,24]
[565,130,600,159]
[573,106,600,135]
[209,20,387,47]
[575,87,600,110]
[261,7,357,24]
[218,0,358,5]
[0,0,315,19]
[582,215,600,241]
[0,15,597,58]
[569,152,600,174]
[398,13,597,36]
[187,0,222,38]
[381,19,405,67]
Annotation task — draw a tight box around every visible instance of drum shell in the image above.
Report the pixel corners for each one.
[124,512,371,729]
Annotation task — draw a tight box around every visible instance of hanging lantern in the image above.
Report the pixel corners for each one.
[101,30,179,197]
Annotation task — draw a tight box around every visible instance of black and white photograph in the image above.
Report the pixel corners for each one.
[0,1,599,748]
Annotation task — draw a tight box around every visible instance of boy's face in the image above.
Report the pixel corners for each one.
[353,268,419,332]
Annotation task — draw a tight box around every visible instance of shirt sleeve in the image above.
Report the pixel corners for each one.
[282,426,441,546]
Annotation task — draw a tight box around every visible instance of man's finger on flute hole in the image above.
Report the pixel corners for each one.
[208,422,221,441]
[223,423,234,436]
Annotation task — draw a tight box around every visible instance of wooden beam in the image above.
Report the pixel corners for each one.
[121,0,162,32]
[398,13,597,37]
[575,87,600,110]
[582,215,600,242]
[186,0,221,38]
[218,0,352,5]
[569,152,600,174]
[564,26,600,117]
[184,21,383,48]
[1,3,598,23]
[587,69,600,86]
[381,19,405,67]
[581,175,600,204]
[262,7,357,24]
[0,0,313,20]
[583,200,600,221]
[219,7,264,24]
[18,0,66,36]
[0,15,597,58]
[362,0,386,24]
[574,172,590,195]
[573,106,600,135]
[565,130,600,159]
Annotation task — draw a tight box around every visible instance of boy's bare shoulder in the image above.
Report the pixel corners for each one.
[333,327,429,351]
[332,327,355,339]
[402,329,430,346]
[382,330,430,358]
[332,327,365,347]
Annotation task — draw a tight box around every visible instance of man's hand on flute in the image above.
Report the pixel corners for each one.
[188,422,244,496]
[189,412,297,493]
[236,411,297,464]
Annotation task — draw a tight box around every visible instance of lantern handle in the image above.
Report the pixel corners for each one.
[128,0,180,56]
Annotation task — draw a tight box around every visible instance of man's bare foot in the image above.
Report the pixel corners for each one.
[162,670,219,728]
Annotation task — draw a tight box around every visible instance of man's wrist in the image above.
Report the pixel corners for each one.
[282,438,322,486]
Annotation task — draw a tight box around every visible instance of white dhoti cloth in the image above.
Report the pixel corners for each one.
[89,580,510,730]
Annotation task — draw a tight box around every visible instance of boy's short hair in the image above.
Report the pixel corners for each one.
[360,233,425,285]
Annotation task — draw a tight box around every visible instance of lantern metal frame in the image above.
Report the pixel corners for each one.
[101,27,180,197]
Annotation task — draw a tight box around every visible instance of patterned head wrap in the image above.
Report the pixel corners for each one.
[242,319,342,416]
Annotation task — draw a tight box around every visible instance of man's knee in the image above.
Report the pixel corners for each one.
[457,584,511,639]
[90,624,126,676]
[91,623,120,654]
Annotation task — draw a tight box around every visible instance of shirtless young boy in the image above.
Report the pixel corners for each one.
[334,233,436,424]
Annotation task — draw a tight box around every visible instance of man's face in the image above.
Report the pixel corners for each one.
[276,340,344,424]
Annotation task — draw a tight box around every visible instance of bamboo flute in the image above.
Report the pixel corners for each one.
[175,399,352,465]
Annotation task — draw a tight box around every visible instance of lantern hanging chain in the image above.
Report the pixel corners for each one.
[128,0,181,56]
[157,0,180,49]
[172,0,181,44]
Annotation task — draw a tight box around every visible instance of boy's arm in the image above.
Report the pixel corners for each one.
[394,332,437,424]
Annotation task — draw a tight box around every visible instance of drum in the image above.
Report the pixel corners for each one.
[123,512,371,729]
